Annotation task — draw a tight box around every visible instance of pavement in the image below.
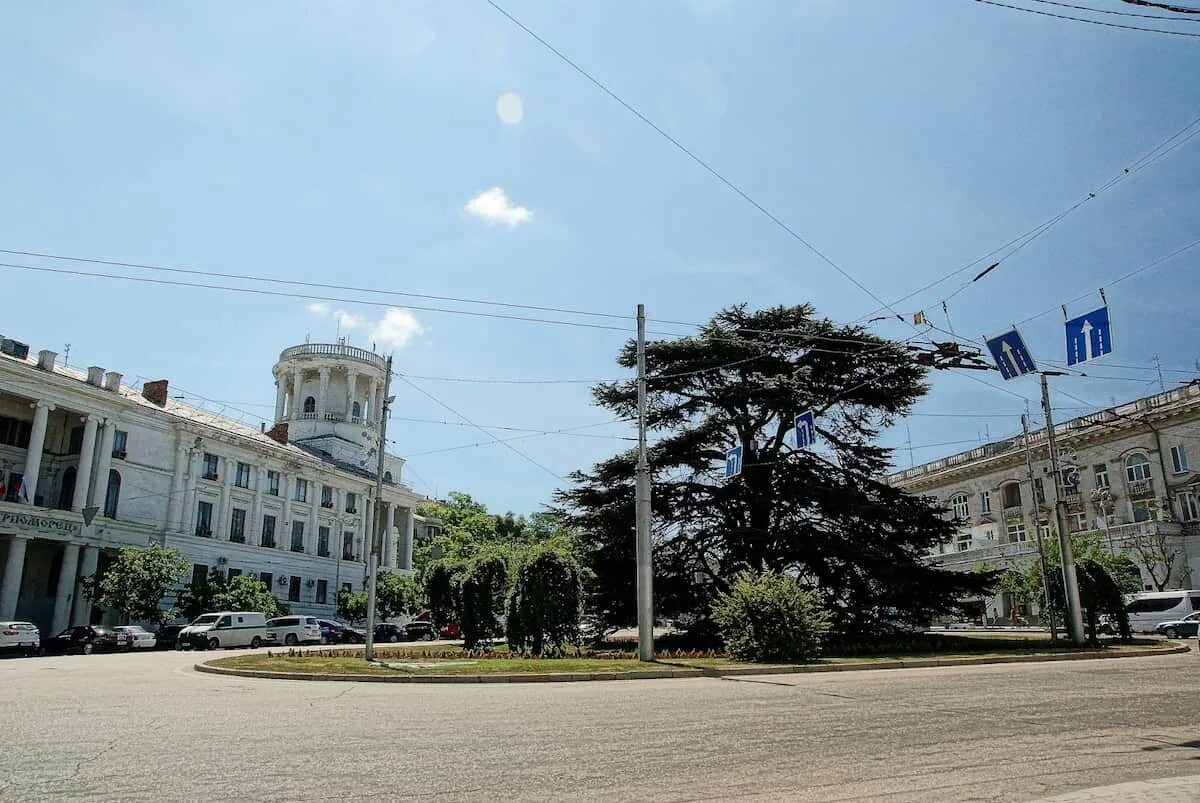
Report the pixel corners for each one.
[2,647,1200,801]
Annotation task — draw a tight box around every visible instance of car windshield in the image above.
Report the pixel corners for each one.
[191,615,220,626]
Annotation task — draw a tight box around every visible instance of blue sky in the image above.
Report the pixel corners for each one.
[2,1,1199,514]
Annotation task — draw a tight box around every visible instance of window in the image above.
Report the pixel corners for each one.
[351,401,361,421]
[342,531,355,561]
[980,491,991,514]
[291,521,305,553]
[1126,453,1152,483]
[202,453,219,481]
[1132,498,1158,523]
[1060,466,1080,493]
[342,582,352,595]
[3,472,23,503]
[103,470,120,519]
[956,531,971,552]
[259,571,273,589]
[316,579,328,605]
[112,430,128,459]
[1093,463,1110,490]
[1171,445,1189,475]
[345,492,357,513]
[1006,521,1027,542]
[303,396,316,414]
[318,526,330,557]
[0,415,32,449]
[1032,478,1045,505]
[321,486,333,508]
[1179,492,1200,522]
[261,514,277,548]
[950,493,969,520]
[1038,520,1051,541]
[58,466,77,510]
[68,426,84,455]
[1126,594,1185,613]
[983,527,995,541]
[267,470,280,496]
[230,508,247,543]
[288,576,301,602]
[195,501,213,537]
[1002,483,1022,509]
[1070,512,1088,532]
[235,462,251,488]
[191,564,209,587]
[294,478,308,502]
[383,471,393,483]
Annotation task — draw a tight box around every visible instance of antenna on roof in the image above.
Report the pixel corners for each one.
[62,343,71,368]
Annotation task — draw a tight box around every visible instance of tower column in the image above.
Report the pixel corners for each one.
[274,378,286,423]
[291,366,303,417]
[317,368,330,420]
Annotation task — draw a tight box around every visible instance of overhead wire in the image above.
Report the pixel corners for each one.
[970,0,1200,36]
[1023,0,1200,19]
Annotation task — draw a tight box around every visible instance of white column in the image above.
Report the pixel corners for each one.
[90,420,117,512]
[401,506,415,571]
[0,536,29,619]
[274,379,286,423]
[71,546,99,626]
[72,415,101,513]
[51,542,80,634]
[346,370,359,420]
[308,481,320,554]
[383,501,396,567]
[366,377,377,424]
[216,457,233,540]
[292,367,303,416]
[184,450,202,535]
[317,368,330,420]
[22,401,53,505]
[280,471,292,540]
[250,467,266,545]
[362,496,373,562]
[166,440,187,531]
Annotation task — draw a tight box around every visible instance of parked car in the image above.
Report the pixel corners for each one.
[1154,611,1200,639]
[374,623,405,643]
[0,621,40,656]
[43,626,122,655]
[439,622,460,640]
[265,616,323,646]
[403,619,437,641]
[154,624,185,650]
[317,619,364,644]
[113,625,157,650]
[177,612,267,650]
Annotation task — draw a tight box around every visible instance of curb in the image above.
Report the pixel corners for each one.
[193,642,1189,684]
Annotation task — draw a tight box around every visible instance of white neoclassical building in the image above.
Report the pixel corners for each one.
[890,382,1200,622]
[0,336,432,634]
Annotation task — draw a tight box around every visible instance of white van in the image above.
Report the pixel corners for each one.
[265,615,323,646]
[1125,590,1200,634]
[177,611,267,650]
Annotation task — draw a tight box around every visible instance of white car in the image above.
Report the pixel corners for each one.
[113,625,157,649]
[265,615,323,646]
[0,621,40,656]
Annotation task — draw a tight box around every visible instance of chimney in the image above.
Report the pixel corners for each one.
[142,379,169,407]
[103,371,123,392]
[37,350,57,370]
[87,366,104,386]
[265,422,289,445]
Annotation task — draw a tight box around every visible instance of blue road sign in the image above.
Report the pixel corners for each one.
[724,445,743,479]
[1065,305,1112,366]
[795,410,816,450]
[985,328,1037,380]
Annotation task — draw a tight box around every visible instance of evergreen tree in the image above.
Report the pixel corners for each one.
[558,304,991,635]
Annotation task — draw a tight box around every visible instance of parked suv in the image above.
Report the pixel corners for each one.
[0,621,40,656]
[265,616,323,646]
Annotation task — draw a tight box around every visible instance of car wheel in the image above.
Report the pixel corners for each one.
[250,636,262,649]
[1165,627,1178,639]
[425,632,436,641]
[388,634,398,643]
[284,634,298,646]
[207,638,220,650]
[81,643,93,655]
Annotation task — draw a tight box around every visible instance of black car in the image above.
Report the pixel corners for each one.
[317,619,364,644]
[43,626,122,655]
[403,620,437,642]
[154,624,185,650]
[374,623,405,643]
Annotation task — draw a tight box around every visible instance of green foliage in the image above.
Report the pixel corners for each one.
[337,589,367,624]
[216,575,283,617]
[711,570,831,664]
[177,568,226,622]
[376,572,420,620]
[424,559,464,628]
[505,544,583,657]
[80,544,189,624]
[460,551,510,649]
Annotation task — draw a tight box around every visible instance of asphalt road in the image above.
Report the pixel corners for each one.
[2,647,1200,802]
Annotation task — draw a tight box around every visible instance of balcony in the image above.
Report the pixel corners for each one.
[112,449,127,460]
[321,501,334,509]
[345,507,357,515]
[1127,478,1154,498]
[279,343,387,370]
[1002,504,1024,519]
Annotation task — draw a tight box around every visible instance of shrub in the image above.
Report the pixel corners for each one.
[216,575,284,617]
[424,560,463,628]
[711,571,830,664]
[506,544,582,657]
[459,551,509,650]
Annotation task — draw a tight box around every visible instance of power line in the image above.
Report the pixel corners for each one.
[392,416,634,441]
[1024,0,1200,20]
[486,0,903,316]
[1118,0,1200,14]
[970,0,1200,35]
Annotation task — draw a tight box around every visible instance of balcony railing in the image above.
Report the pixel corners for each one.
[1127,478,1154,497]
[202,472,218,481]
[321,501,334,509]
[195,527,212,538]
[1003,504,1024,518]
[930,520,1181,566]
[279,343,387,370]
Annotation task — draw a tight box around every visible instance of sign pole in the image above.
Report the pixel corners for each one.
[364,354,393,662]
[1041,373,1086,645]
[635,304,654,662]
[1022,413,1058,642]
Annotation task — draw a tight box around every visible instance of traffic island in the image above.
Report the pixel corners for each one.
[194,639,1190,683]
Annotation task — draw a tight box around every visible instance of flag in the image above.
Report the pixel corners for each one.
[16,477,28,502]
[913,310,926,326]
[0,470,6,499]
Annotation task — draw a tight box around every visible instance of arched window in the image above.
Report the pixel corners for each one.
[950,493,969,520]
[103,470,121,518]
[58,466,77,510]
[303,396,316,414]
[1125,453,1152,483]
[383,471,393,483]
[1001,482,1022,509]
[351,401,361,421]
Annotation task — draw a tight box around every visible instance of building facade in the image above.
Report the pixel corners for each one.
[0,337,431,634]
[890,383,1200,622]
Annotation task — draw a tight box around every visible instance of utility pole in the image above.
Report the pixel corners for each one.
[1022,413,1058,642]
[635,304,654,662]
[1040,373,1086,645]
[1152,354,1166,392]
[363,355,393,662]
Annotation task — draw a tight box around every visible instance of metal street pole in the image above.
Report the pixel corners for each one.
[364,355,393,662]
[1040,373,1086,645]
[635,304,654,662]
[1022,413,1058,642]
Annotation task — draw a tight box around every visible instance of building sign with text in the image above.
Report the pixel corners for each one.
[0,509,81,537]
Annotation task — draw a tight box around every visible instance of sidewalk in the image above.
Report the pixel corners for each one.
[1032,774,1200,802]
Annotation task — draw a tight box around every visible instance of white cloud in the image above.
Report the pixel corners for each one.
[307,302,329,315]
[496,91,524,125]
[464,187,531,227]
[334,309,366,330]
[371,308,424,350]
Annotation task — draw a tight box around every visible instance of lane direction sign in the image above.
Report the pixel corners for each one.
[724,445,743,478]
[1065,305,1112,366]
[985,328,1037,380]
[795,410,816,450]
